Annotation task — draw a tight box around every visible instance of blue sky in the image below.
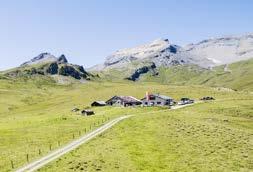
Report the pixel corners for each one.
[0,0,252,70]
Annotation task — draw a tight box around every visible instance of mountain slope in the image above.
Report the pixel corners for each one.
[21,53,59,66]
[92,58,253,91]
[90,33,253,72]
[142,58,253,91]
[3,53,93,82]
[185,33,253,65]
[90,39,214,71]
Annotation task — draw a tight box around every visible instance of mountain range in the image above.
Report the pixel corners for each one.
[90,33,253,71]
[0,33,252,90]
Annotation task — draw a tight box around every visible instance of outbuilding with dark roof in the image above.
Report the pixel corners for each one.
[91,101,106,107]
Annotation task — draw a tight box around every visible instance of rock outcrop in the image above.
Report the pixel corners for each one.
[46,62,59,75]
[127,63,157,81]
[58,55,68,63]
[59,65,85,80]
[7,53,92,80]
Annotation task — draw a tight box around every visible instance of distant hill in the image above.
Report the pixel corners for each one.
[2,53,94,83]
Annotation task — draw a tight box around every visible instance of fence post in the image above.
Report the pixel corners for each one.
[72,134,75,139]
[79,131,81,136]
[39,149,41,155]
[11,160,14,169]
[26,154,29,162]
[49,144,52,151]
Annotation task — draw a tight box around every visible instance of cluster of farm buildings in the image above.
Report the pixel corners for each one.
[75,93,214,116]
[91,92,193,107]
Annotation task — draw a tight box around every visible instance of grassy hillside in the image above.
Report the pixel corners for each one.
[142,58,253,91]
[93,58,253,91]
[0,76,251,171]
[41,98,253,171]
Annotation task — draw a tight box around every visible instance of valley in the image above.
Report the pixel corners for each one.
[0,34,252,172]
[0,77,252,171]
[1,2,253,172]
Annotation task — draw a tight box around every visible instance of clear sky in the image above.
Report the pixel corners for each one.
[0,0,252,70]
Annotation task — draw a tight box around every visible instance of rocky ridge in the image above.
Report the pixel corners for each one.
[90,33,253,72]
[6,53,92,80]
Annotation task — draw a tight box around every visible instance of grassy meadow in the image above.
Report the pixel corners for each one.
[0,77,252,171]
[41,99,253,172]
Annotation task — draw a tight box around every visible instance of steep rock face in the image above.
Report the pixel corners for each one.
[127,63,157,81]
[46,62,58,75]
[59,65,82,79]
[58,64,91,80]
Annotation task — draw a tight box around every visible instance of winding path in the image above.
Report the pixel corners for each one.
[15,102,199,172]
[15,115,132,172]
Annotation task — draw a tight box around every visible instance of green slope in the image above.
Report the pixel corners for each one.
[153,58,253,91]
[92,58,253,91]
[1,77,250,171]
[41,99,253,172]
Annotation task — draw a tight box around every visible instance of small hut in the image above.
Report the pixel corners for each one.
[91,101,106,107]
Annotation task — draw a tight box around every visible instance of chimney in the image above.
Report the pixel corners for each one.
[146,91,149,101]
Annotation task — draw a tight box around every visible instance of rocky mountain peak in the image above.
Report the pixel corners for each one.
[101,38,182,69]
[150,38,170,45]
[10,53,93,81]
[58,54,68,63]
[89,33,253,72]
[21,53,57,66]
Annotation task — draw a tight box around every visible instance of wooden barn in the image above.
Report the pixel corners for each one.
[106,96,142,107]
